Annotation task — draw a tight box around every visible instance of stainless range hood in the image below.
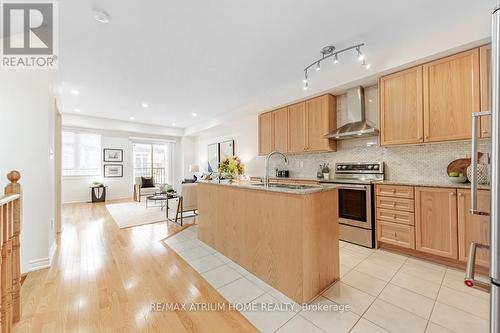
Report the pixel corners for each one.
[325,86,379,140]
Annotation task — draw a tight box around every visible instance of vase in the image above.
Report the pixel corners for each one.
[466,164,489,184]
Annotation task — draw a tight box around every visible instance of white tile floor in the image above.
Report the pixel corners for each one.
[163,226,491,333]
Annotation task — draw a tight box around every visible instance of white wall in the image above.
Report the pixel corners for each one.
[62,132,134,203]
[61,115,186,202]
[192,114,264,176]
[0,70,57,273]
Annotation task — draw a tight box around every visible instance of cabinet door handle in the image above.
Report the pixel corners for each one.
[458,192,463,197]
[450,192,455,196]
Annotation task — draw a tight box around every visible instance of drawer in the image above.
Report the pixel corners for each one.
[376,196,414,212]
[376,208,415,226]
[377,221,415,249]
[376,185,414,199]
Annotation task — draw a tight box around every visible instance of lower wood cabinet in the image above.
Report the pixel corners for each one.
[415,187,458,259]
[377,221,415,249]
[377,184,490,267]
[458,189,490,267]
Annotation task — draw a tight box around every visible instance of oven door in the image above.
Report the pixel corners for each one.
[338,184,372,230]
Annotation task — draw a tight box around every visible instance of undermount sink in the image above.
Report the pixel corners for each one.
[250,183,320,190]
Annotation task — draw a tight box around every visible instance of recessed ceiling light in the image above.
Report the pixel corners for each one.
[74,108,81,113]
[191,112,197,117]
[141,103,149,108]
[129,116,135,121]
[172,123,176,126]
[71,89,79,95]
[93,10,110,24]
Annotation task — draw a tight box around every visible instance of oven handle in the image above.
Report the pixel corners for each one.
[337,185,368,190]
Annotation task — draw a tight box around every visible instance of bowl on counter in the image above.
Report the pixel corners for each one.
[448,176,467,184]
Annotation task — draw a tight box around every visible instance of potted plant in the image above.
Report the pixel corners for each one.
[218,156,245,182]
[321,163,331,180]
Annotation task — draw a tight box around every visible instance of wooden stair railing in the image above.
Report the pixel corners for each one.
[0,171,21,332]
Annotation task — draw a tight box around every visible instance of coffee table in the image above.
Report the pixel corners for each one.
[145,194,168,209]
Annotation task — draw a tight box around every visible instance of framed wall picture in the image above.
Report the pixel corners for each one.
[219,140,235,161]
[104,164,123,177]
[207,143,219,173]
[103,148,123,162]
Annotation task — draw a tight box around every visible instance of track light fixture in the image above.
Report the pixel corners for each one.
[303,43,370,89]
[356,47,364,61]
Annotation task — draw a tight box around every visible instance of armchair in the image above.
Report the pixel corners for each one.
[133,177,161,202]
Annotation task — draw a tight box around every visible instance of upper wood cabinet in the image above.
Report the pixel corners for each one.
[423,49,480,142]
[258,112,274,156]
[258,94,336,155]
[379,66,424,146]
[380,47,488,146]
[305,95,337,152]
[458,189,490,268]
[273,107,288,153]
[415,187,458,259]
[288,102,306,153]
[480,44,491,138]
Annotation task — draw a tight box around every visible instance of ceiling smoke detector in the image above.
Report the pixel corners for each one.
[93,10,110,24]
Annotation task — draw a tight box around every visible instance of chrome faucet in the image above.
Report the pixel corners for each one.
[265,151,289,187]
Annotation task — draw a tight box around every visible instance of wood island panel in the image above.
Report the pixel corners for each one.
[197,183,339,304]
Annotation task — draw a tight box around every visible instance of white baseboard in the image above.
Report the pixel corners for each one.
[26,257,51,272]
[62,195,132,204]
[24,241,58,274]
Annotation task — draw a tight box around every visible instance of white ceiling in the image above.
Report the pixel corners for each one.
[59,0,497,135]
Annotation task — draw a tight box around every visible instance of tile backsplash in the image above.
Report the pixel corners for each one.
[270,138,490,183]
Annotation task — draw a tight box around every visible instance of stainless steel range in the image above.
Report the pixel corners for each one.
[320,162,384,248]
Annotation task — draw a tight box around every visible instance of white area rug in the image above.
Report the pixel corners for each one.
[106,201,169,228]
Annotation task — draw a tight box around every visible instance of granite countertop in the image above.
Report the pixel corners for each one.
[248,176,491,190]
[377,180,490,190]
[250,175,321,182]
[198,180,341,195]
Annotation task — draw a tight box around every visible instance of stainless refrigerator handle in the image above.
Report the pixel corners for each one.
[470,111,491,216]
[491,6,500,333]
[464,241,490,291]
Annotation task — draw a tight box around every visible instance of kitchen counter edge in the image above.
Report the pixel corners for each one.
[197,180,340,194]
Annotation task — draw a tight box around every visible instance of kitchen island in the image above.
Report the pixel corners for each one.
[197,180,340,304]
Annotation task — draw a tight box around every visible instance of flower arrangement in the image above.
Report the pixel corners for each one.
[219,156,245,178]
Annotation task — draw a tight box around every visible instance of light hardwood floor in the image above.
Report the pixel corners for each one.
[14,201,257,333]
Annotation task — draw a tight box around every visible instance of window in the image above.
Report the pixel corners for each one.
[62,131,102,176]
[133,142,174,185]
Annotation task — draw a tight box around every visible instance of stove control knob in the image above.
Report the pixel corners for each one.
[373,165,380,170]
[337,165,342,170]
[367,165,373,169]
[342,165,348,170]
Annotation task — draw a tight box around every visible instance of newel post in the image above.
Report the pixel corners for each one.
[5,171,21,324]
